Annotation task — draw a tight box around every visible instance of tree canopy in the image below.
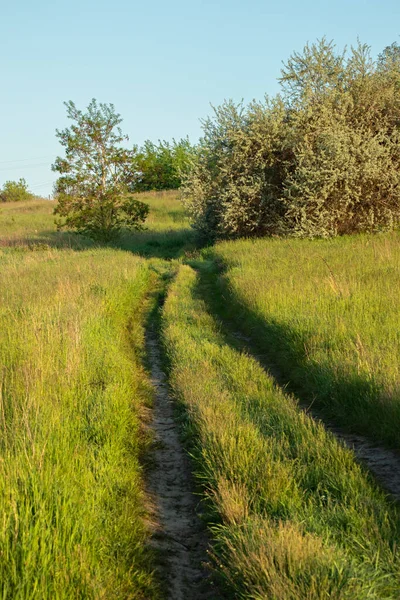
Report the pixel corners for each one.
[133,138,196,192]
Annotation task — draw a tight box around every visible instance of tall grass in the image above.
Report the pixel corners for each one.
[162,264,400,599]
[0,191,195,257]
[207,233,400,449]
[0,247,160,598]
[119,190,196,258]
[0,199,57,246]
[0,189,195,597]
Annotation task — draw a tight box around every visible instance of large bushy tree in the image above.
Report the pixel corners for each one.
[53,99,149,241]
[182,39,400,239]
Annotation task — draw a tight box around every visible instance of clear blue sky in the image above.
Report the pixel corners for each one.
[1,0,398,196]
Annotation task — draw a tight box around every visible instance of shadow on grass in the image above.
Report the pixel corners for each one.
[118,227,197,259]
[0,227,198,260]
[193,258,400,451]
[0,231,94,251]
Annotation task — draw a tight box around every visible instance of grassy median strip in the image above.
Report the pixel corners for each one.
[206,233,400,451]
[0,247,160,599]
[163,264,400,599]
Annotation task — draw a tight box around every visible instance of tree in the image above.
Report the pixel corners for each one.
[133,137,196,191]
[0,178,33,202]
[52,99,149,241]
[279,38,346,104]
[183,39,400,239]
[377,41,400,74]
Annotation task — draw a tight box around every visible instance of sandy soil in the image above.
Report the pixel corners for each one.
[319,419,400,501]
[146,327,221,600]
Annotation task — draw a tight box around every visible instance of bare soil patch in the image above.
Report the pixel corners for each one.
[146,326,220,600]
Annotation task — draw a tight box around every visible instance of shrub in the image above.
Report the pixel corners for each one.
[182,99,289,239]
[182,39,400,239]
[53,99,149,242]
[0,178,33,202]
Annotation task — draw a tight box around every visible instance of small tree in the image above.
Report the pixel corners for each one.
[52,99,149,241]
[0,178,33,202]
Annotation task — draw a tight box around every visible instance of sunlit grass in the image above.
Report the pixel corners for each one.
[119,190,195,258]
[0,191,195,257]
[207,233,400,449]
[0,198,55,243]
[0,197,170,597]
[0,248,162,598]
[162,264,400,599]
[8,190,400,598]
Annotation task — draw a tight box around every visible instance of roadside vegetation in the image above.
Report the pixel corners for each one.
[0,247,160,598]
[163,264,400,599]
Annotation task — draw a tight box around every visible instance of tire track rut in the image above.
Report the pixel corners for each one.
[146,325,221,600]
[232,330,400,503]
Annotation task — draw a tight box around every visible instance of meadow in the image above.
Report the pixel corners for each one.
[0,192,194,599]
[163,263,400,599]
[0,191,195,257]
[2,195,400,599]
[0,246,159,598]
[205,235,400,450]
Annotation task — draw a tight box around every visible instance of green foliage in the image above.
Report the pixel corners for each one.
[133,138,196,192]
[55,190,149,242]
[183,39,400,239]
[182,99,288,238]
[0,178,33,203]
[53,99,149,241]
[378,41,400,73]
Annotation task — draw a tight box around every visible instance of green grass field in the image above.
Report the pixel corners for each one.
[204,234,400,450]
[0,191,195,257]
[2,195,400,599]
[0,192,194,599]
[0,247,158,598]
[163,264,400,599]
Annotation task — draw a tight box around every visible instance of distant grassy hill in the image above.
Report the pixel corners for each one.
[0,191,195,257]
